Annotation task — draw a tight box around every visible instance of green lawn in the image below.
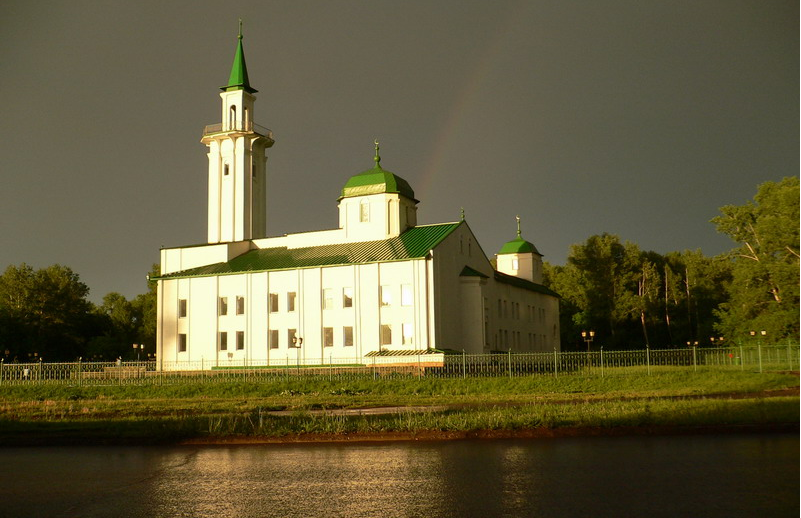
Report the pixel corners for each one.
[1,370,797,445]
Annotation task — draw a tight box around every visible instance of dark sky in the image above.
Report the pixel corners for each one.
[1,0,797,303]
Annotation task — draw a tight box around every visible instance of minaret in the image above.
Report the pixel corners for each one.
[202,21,274,243]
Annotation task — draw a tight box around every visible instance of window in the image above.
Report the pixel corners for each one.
[359,200,370,222]
[322,289,334,310]
[236,331,245,350]
[343,326,354,347]
[224,163,230,176]
[236,296,245,315]
[401,285,413,306]
[219,297,228,316]
[402,323,413,345]
[219,332,228,351]
[323,327,334,347]
[380,285,392,306]
[512,259,519,270]
[381,324,392,346]
[269,293,279,313]
[269,330,279,349]
[343,287,353,308]
[178,299,187,318]
[287,292,297,312]
[178,333,187,352]
[288,329,298,347]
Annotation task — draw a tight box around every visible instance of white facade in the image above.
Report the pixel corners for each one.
[154,32,560,370]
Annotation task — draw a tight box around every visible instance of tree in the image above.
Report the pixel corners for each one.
[712,177,800,341]
[0,264,96,361]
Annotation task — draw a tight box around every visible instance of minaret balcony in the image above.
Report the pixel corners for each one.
[202,121,273,139]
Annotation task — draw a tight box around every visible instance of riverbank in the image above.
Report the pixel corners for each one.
[1,371,797,446]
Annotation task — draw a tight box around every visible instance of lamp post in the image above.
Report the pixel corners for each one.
[581,330,595,352]
[133,343,144,361]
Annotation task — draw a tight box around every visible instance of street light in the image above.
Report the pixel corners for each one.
[581,330,595,352]
[132,343,144,361]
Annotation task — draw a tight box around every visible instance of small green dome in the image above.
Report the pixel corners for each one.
[339,142,416,201]
[498,236,540,255]
[498,216,540,255]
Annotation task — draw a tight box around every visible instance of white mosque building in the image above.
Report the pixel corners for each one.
[154,29,560,370]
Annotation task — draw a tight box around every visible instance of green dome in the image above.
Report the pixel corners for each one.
[498,216,540,255]
[498,236,540,255]
[339,142,416,201]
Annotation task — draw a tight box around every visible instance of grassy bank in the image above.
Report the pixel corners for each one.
[1,371,797,445]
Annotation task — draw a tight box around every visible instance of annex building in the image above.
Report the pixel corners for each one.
[154,30,560,370]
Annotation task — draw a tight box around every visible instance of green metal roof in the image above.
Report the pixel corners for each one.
[156,223,460,280]
[498,236,540,255]
[222,25,257,94]
[339,142,416,201]
[459,265,489,278]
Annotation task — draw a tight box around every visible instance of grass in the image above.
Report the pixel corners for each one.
[0,370,797,445]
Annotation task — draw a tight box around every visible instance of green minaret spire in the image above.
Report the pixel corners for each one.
[223,19,257,94]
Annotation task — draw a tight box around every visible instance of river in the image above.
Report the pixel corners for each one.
[0,433,797,517]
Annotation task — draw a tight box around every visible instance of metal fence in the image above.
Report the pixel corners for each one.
[0,344,797,387]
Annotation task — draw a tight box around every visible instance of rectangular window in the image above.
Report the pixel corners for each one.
[269,329,279,349]
[269,293,279,313]
[343,287,353,308]
[343,326,354,347]
[322,288,334,310]
[178,299,187,318]
[236,296,245,315]
[381,324,392,346]
[380,285,392,306]
[223,164,230,176]
[401,284,413,306]
[360,201,370,222]
[178,333,187,352]
[323,327,334,347]
[288,329,298,347]
[236,331,245,350]
[287,292,297,312]
[219,332,228,351]
[512,258,519,270]
[402,323,413,345]
[219,297,228,316]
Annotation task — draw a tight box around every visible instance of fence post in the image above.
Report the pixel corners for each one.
[553,349,558,378]
[757,340,763,374]
[462,350,466,379]
[508,349,512,379]
[329,354,333,382]
[738,342,744,371]
[646,346,651,376]
[0,359,4,386]
[600,347,604,378]
[373,355,377,380]
[417,352,421,379]
[77,358,82,387]
[692,346,697,372]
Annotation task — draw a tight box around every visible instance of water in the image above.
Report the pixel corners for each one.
[0,434,797,518]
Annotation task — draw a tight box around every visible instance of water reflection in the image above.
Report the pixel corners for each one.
[0,434,797,518]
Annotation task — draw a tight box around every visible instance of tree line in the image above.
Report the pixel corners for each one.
[0,265,157,362]
[0,178,797,360]
[543,177,799,350]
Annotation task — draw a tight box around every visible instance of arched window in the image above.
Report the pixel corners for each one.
[229,105,237,130]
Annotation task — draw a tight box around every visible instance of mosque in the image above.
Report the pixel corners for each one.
[154,29,560,369]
